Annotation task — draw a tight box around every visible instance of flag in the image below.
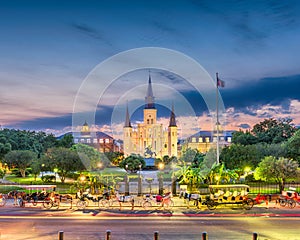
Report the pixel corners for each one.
[217,77,225,88]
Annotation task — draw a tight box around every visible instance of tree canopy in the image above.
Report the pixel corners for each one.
[42,147,85,183]
[254,156,298,192]
[4,150,36,177]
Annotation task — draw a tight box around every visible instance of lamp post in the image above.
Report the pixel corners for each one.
[138,164,142,196]
[171,163,177,196]
[125,164,129,196]
[41,164,45,177]
[53,168,58,182]
[158,162,164,195]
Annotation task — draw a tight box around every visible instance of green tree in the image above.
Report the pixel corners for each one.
[254,156,298,192]
[57,134,74,148]
[220,144,261,170]
[232,130,258,145]
[4,150,36,177]
[42,147,85,183]
[286,129,300,164]
[180,148,203,165]
[71,144,110,170]
[31,160,41,181]
[119,154,145,173]
[105,151,124,166]
[252,118,296,144]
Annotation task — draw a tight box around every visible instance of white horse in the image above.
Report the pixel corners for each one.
[180,190,201,209]
[115,191,135,210]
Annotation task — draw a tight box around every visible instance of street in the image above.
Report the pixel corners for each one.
[0,213,299,239]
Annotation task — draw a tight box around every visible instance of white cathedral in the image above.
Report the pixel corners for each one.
[123,75,178,159]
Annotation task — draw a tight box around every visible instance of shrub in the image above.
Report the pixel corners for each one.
[41,175,56,182]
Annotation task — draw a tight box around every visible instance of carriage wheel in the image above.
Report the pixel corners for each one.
[143,201,152,210]
[0,197,6,207]
[243,198,254,210]
[43,200,53,209]
[207,200,217,210]
[19,198,25,208]
[76,200,87,210]
[279,198,287,207]
[99,199,110,209]
[288,199,296,209]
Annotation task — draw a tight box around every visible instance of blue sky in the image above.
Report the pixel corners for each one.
[1,0,300,138]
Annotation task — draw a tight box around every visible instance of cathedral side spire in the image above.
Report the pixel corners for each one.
[124,103,132,128]
[145,73,155,109]
[169,103,177,127]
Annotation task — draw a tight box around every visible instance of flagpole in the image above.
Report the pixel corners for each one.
[216,72,220,165]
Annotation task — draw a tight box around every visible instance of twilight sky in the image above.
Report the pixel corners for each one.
[1,0,300,139]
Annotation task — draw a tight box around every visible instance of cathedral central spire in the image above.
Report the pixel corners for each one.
[145,73,155,109]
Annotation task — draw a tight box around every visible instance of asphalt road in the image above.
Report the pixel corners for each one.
[1,198,300,240]
[0,216,299,240]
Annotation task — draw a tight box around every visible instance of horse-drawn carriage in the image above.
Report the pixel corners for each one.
[204,184,254,210]
[8,185,72,209]
[278,187,300,209]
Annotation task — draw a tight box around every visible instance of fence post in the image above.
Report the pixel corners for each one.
[202,231,208,240]
[253,232,258,240]
[105,230,112,240]
[154,231,159,240]
[58,231,64,240]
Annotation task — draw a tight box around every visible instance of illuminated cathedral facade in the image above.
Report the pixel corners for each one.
[123,75,178,158]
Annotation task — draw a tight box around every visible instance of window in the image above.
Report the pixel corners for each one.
[87,139,91,143]
[213,137,217,142]
[99,139,104,143]
[80,139,85,143]
[74,139,79,143]
[192,137,196,143]
[227,137,232,143]
[105,139,110,143]
[93,139,98,144]
[205,137,210,143]
[199,137,203,143]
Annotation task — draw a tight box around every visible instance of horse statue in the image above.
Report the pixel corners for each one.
[144,146,156,158]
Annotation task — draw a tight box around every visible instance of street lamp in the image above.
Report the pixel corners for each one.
[125,164,129,196]
[53,168,58,182]
[41,164,45,177]
[138,164,142,196]
[158,162,164,195]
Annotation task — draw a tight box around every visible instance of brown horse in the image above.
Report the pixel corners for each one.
[49,192,73,209]
[8,190,26,207]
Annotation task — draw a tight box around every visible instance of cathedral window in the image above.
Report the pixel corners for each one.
[147,119,149,124]
[164,144,167,148]
[151,119,153,124]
